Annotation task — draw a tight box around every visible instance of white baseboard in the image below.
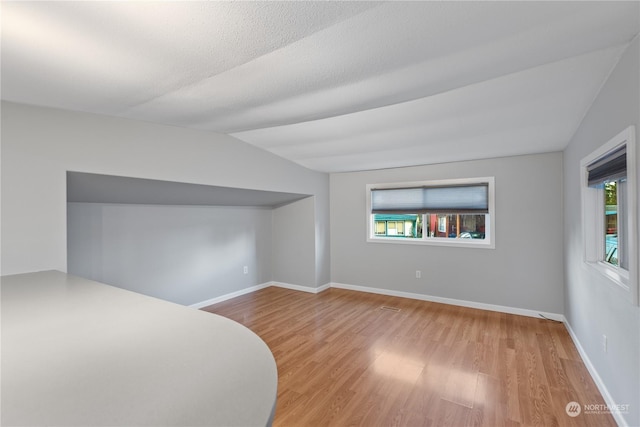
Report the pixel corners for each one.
[193,280,564,320]
[329,282,564,321]
[190,281,331,308]
[189,282,272,309]
[271,281,330,294]
[563,321,629,427]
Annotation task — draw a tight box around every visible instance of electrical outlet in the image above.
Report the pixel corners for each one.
[602,334,607,353]
[243,266,248,275]
[416,270,421,279]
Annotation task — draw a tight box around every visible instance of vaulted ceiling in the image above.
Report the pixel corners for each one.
[2,1,638,173]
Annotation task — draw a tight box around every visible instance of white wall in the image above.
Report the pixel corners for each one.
[1,102,329,289]
[563,36,640,426]
[67,203,273,305]
[272,197,316,288]
[330,152,564,314]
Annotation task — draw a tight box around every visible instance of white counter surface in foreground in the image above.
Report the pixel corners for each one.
[1,271,277,426]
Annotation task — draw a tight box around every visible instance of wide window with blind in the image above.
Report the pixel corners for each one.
[581,125,638,305]
[366,177,495,248]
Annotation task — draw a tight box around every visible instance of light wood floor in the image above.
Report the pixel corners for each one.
[203,287,615,427]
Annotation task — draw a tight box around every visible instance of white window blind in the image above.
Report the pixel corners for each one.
[370,184,489,214]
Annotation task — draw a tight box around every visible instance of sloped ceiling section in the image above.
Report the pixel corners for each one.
[2,2,639,173]
[67,172,309,208]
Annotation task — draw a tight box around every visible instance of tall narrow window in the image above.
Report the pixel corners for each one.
[604,181,620,267]
[586,144,627,269]
[581,126,637,305]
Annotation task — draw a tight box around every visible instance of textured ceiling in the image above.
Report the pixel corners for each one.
[2,1,639,173]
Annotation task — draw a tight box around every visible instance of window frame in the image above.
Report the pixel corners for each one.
[366,177,495,249]
[580,125,638,305]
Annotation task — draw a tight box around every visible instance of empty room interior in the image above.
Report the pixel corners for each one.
[2,2,640,426]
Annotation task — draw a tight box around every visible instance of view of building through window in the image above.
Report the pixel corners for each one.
[373,214,486,239]
[605,180,618,266]
[373,214,422,237]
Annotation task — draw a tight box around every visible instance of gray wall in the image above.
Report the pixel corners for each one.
[563,36,640,426]
[67,203,273,305]
[272,197,316,288]
[330,152,564,314]
[1,102,330,290]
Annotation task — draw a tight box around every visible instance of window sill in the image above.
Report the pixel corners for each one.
[367,236,495,249]
[585,261,631,293]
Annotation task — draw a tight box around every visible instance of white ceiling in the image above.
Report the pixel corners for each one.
[2,1,639,173]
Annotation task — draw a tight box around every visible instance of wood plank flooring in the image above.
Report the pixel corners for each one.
[203,287,616,427]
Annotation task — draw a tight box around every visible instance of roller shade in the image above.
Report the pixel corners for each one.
[371,183,489,214]
[587,146,626,187]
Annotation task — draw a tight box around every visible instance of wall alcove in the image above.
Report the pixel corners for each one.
[66,171,314,306]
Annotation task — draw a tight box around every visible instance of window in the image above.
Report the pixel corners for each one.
[604,180,626,268]
[581,126,637,305]
[366,177,495,248]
